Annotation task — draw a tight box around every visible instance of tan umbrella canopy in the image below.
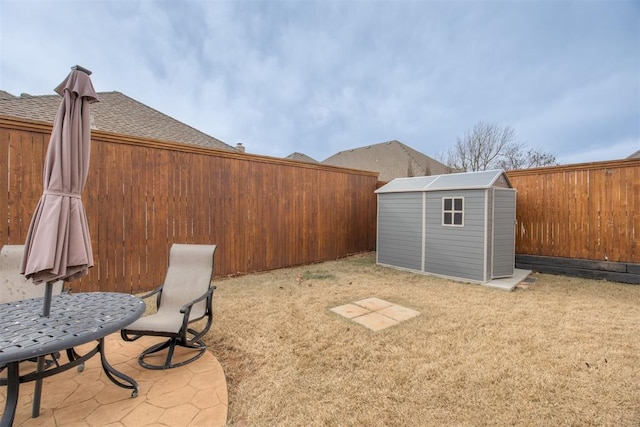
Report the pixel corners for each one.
[21,65,98,315]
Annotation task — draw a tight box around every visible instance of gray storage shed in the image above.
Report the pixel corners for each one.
[375,169,516,283]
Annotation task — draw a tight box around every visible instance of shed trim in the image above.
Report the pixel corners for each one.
[376,194,380,265]
[377,262,486,285]
[484,189,489,282]
[422,192,427,271]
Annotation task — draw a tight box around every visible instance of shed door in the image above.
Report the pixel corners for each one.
[492,188,516,278]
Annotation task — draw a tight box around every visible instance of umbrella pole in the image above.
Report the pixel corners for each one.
[33,281,54,417]
[42,281,53,317]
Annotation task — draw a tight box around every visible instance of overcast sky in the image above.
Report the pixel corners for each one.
[1,0,638,165]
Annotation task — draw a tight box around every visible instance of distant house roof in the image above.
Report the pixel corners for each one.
[286,152,318,163]
[0,91,235,151]
[322,140,456,182]
[375,169,511,194]
[628,150,640,159]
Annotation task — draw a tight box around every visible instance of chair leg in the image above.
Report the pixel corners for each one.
[138,337,207,370]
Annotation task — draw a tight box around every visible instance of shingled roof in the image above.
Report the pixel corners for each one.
[322,140,455,182]
[0,91,235,151]
[628,150,640,159]
[285,152,319,163]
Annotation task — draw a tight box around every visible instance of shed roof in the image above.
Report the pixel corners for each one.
[375,169,511,193]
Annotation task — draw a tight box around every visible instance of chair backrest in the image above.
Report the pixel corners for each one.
[0,245,64,304]
[159,244,217,320]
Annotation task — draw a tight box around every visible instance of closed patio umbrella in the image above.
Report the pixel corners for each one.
[19,65,98,418]
[21,65,98,312]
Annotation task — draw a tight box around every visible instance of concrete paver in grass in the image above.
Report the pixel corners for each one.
[353,297,394,311]
[351,312,400,331]
[330,303,371,319]
[378,304,421,322]
[331,298,420,331]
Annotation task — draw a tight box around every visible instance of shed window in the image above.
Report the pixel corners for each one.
[442,197,464,226]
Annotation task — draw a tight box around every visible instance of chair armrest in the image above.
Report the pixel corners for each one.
[138,285,163,300]
[177,286,216,343]
[138,285,164,311]
[179,286,215,314]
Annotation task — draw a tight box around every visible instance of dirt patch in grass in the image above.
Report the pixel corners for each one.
[205,252,640,426]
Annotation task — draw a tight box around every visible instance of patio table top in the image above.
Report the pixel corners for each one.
[0,292,145,364]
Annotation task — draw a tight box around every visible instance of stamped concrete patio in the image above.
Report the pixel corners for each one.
[0,334,227,426]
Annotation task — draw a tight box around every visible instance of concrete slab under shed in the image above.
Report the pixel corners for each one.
[483,268,532,291]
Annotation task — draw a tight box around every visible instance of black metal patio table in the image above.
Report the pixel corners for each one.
[0,292,145,426]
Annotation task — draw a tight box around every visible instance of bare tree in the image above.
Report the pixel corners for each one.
[446,122,516,171]
[446,122,557,171]
[496,141,527,170]
[525,148,557,168]
[497,146,558,170]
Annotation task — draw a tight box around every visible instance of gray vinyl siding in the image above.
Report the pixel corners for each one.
[377,193,423,270]
[492,189,516,278]
[424,190,486,282]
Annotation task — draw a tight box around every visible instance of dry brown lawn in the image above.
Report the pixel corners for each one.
[205,252,640,426]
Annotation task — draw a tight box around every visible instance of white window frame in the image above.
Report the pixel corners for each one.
[442,197,464,227]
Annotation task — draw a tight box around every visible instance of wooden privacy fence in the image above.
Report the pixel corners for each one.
[1,116,378,294]
[507,159,640,264]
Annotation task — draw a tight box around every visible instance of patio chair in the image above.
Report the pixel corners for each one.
[0,245,63,304]
[0,244,65,370]
[121,244,217,370]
